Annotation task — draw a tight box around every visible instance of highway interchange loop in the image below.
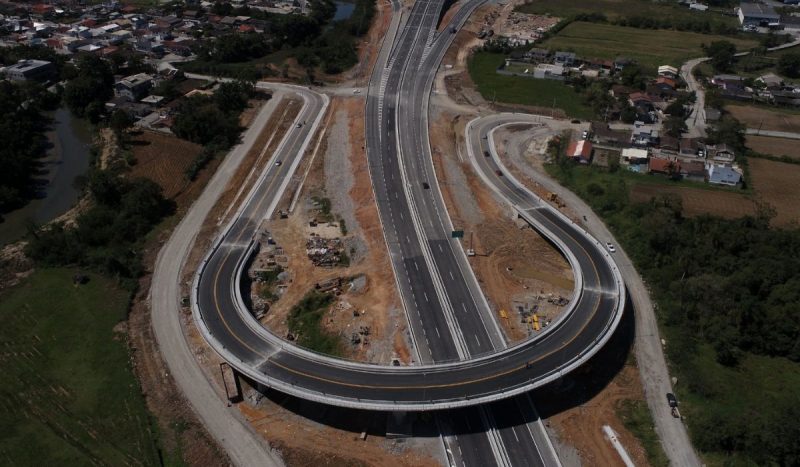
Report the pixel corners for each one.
[190,0,626,411]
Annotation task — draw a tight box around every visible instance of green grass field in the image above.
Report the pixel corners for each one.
[0,269,160,466]
[516,0,737,26]
[468,52,593,119]
[541,22,758,70]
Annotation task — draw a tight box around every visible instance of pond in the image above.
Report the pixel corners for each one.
[0,108,93,245]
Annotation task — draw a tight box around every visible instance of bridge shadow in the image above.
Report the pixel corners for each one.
[238,291,635,437]
[528,290,636,420]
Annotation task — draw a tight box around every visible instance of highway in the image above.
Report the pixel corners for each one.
[189,0,624,414]
[379,1,559,465]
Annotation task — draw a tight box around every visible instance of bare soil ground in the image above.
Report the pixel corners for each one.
[429,110,573,342]
[547,364,652,467]
[239,390,440,467]
[727,105,800,133]
[128,130,203,200]
[629,184,755,220]
[748,158,800,226]
[261,97,407,364]
[746,135,800,160]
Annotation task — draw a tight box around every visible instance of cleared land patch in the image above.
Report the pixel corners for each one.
[541,22,757,69]
[746,135,800,160]
[468,52,593,119]
[128,130,203,200]
[630,184,754,220]
[748,158,800,226]
[516,0,737,27]
[727,104,800,133]
[0,268,159,465]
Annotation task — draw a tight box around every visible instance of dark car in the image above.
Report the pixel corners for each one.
[666,392,678,408]
[483,150,490,157]
[495,169,503,177]
[422,182,430,189]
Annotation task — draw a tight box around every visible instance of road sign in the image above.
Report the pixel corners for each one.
[451,230,464,238]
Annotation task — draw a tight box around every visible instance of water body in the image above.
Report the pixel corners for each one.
[333,0,355,21]
[0,108,92,245]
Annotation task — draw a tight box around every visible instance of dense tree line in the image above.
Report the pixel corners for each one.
[193,0,374,76]
[0,81,59,214]
[172,80,256,179]
[63,54,114,123]
[548,158,800,465]
[26,169,174,282]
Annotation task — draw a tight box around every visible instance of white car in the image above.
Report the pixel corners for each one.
[606,242,616,253]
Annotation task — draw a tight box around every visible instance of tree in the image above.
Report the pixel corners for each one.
[704,40,737,73]
[778,52,800,78]
[172,95,242,147]
[109,109,134,140]
[214,80,253,113]
[63,54,113,122]
[707,115,746,153]
[619,63,646,89]
[664,114,688,138]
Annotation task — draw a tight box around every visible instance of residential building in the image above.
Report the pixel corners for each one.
[1,59,56,82]
[567,139,593,164]
[757,73,783,89]
[621,147,649,166]
[525,47,549,62]
[708,165,742,186]
[533,63,565,80]
[554,51,576,67]
[631,123,659,146]
[680,160,706,182]
[591,123,631,146]
[649,157,680,176]
[710,144,736,164]
[658,65,679,79]
[737,2,780,27]
[115,73,153,101]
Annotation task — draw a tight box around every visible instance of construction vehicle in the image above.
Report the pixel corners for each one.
[499,309,509,320]
[532,313,540,331]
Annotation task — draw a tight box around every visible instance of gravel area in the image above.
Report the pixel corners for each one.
[324,108,368,263]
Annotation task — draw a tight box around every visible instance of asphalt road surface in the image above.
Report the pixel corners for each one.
[468,113,701,467]
[191,0,623,413]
